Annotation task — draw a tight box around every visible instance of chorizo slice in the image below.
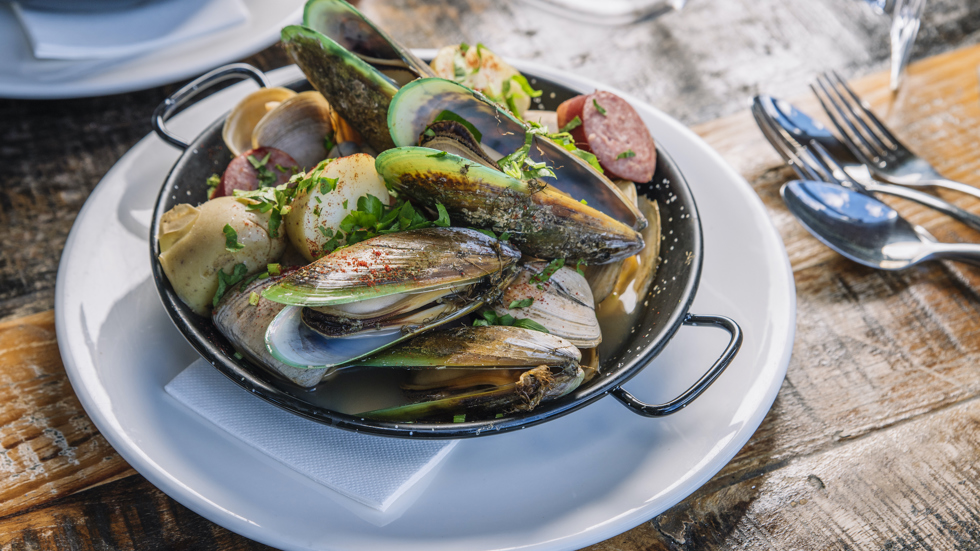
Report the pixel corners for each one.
[557,91,657,184]
[215,147,298,199]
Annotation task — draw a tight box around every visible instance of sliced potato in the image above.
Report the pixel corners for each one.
[158,196,287,316]
[430,44,534,117]
[284,153,391,261]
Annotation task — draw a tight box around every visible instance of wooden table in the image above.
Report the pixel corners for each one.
[3,1,980,548]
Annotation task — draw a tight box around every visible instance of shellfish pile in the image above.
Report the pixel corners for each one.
[156,0,663,423]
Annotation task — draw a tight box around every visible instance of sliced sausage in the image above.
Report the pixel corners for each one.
[215,147,298,199]
[556,91,657,184]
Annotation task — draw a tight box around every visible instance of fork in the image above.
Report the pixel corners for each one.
[810,70,980,202]
[751,101,980,233]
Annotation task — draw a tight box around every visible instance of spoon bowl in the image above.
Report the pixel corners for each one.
[781,180,980,270]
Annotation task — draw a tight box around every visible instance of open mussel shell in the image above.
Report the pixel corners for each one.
[282,25,399,152]
[262,228,521,370]
[360,364,585,422]
[349,325,581,368]
[375,147,644,264]
[262,227,520,306]
[387,78,646,230]
[213,275,331,387]
[302,0,433,87]
[491,263,601,348]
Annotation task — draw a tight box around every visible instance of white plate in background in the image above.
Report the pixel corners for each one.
[0,0,303,99]
[55,63,795,550]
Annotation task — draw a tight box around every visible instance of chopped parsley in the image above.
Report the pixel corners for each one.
[453,414,466,423]
[617,149,636,159]
[472,309,549,333]
[559,116,582,133]
[267,263,281,276]
[323,131,336,153]
[530,258,564,285]
[433,110,483,143]
[206,173,221,198]
[509,298,534,309]
[212,263,248,308]
[319,176,338,194]
[248,291,260,306]
[342,199,349,210]
[498,125,557,182]
[580,199,588,205]
[247,151,277,187]
[427,151,449,158]
[592,99,607,116]
[318,194,454,253]
[223,224,244,252]
[574,259,587,276]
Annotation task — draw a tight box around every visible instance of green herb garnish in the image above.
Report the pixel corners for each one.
[509,298,534,309]
[453,414,466,423]
[323,131,336,153]
[472,309,549,333]
[574,259,587,276]
[206,173,221,197]
[342,199,349,210]
[223,224,244,252]
[248,291,260,306]
[428,151,449,158]
[530,258,564,284]
[617,149,636,159]
[593,99,607,116]
[247,151,277,187]
[212,263,248,308]
[560,116,582,133]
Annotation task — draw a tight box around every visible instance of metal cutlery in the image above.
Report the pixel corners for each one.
[752,95,980,233]
[889,0,926,91]
[810,71,980,201]
[781,179,980,269]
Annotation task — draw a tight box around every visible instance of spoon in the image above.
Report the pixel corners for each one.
[781,180,980,270]
[755,95,980,234]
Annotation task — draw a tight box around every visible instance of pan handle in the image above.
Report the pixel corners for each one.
[152,63,270,150]
[611,313,742,417]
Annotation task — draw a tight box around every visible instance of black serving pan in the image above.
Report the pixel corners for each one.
[150,63,742,439]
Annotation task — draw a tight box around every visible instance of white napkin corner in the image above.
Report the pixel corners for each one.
[165,358,457,512]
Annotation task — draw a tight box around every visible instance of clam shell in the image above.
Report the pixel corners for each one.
[222,87,297,157]
[252,91,334,169]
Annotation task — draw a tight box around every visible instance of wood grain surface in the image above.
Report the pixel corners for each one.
[3,0,980,549]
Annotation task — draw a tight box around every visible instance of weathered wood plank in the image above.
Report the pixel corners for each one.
[0,475,274,551]
[0,311,133,520]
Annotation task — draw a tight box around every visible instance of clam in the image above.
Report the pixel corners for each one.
[222,87,297,157]
[353,326,585,422]
[585,180,639,303]
[262,228,520,370]
[281,0,435,152]
[490,262,601,348]
[386,78,647,231]
[252,91,334,169]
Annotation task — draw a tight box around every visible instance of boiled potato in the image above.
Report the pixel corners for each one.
[430,44,533,117]
[284,153,390,261]
[158,196,287,316]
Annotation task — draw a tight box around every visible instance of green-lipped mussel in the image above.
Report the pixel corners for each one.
[354,326,585,422]
[262,228,520,371]
[375,78,646,263]
[281,0,434,152]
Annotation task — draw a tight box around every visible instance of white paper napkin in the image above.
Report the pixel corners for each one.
[165,358,457,512]
[12,0,249,60]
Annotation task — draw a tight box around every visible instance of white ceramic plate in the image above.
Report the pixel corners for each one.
[55,62,796,550]
[0,0,303,99]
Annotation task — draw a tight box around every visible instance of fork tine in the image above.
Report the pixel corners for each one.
[830,70,903,149]
[810,79,883,168]
[800,142,842,186]
[815,74,890,157]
